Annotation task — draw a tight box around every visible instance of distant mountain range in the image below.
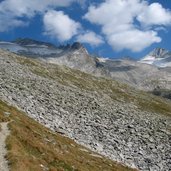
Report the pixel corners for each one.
[0,38,83,57]
[1,38,171,68]
[0,38,171,93]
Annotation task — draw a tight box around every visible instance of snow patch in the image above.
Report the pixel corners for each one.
[97,57,109,63]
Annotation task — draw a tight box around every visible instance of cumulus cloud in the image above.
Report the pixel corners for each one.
[1,0,171,50]
[0,0,78,31]
[137,3,171,26]
[0,15,27,32]
[43,10,81,42]
[84,0,171,52]
[0,0,75,16]
[108,29,161,52]
[76,31,104,46]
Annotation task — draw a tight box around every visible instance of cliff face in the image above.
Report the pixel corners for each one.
[0,50,171,171]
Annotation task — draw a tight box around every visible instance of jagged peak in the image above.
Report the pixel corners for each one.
[71,42,84,50]
[149,47,169,58]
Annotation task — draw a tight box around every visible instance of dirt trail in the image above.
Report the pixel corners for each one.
[0,122,10,171]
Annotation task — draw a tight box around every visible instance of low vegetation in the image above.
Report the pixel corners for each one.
[0,100,136,171]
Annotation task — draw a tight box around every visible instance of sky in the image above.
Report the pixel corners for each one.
[0,0,171,59]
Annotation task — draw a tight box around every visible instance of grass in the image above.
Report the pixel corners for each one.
[0,100,137,171]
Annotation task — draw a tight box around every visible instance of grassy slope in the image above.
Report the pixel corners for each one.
[0,100,136,171]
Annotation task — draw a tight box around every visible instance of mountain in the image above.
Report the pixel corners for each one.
[140,48,171,67]
[0,39,171,92]
[0,39,106,75]
[0,49,171,171]
[0,39,73,57]
[98,58,171,91]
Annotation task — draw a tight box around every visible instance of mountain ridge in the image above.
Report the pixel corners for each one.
[12,38,56,48]
[0,38,171,93]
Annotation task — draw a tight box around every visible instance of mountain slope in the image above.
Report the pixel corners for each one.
[0,49,171,171]
[98,58,171,90]
[0,100,135,171]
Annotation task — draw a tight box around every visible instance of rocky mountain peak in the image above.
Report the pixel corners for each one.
[140,47,171,67]
[71,42,84,50]
[149,47,169,58]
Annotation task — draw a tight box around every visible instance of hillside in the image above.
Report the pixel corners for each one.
[0,100,135,171]
[0,49,171,170]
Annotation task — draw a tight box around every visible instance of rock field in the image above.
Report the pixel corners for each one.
[0,50,171,171]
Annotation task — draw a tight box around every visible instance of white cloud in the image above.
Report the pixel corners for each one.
[0,0,76,16]
[107,29,161,52]
[1,0,171,50]
[84,0,144,26]
[0,0,78,31]
[77,31,104,46]
[137,3,171,26]
[84,0,171,52]
[0,15,27,32]
[43,10,81,42]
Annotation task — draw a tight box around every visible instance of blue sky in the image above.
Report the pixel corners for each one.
[0,0,171,59]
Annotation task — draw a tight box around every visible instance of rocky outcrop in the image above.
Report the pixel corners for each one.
[148,48,169,59]
[0,50,171,171]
